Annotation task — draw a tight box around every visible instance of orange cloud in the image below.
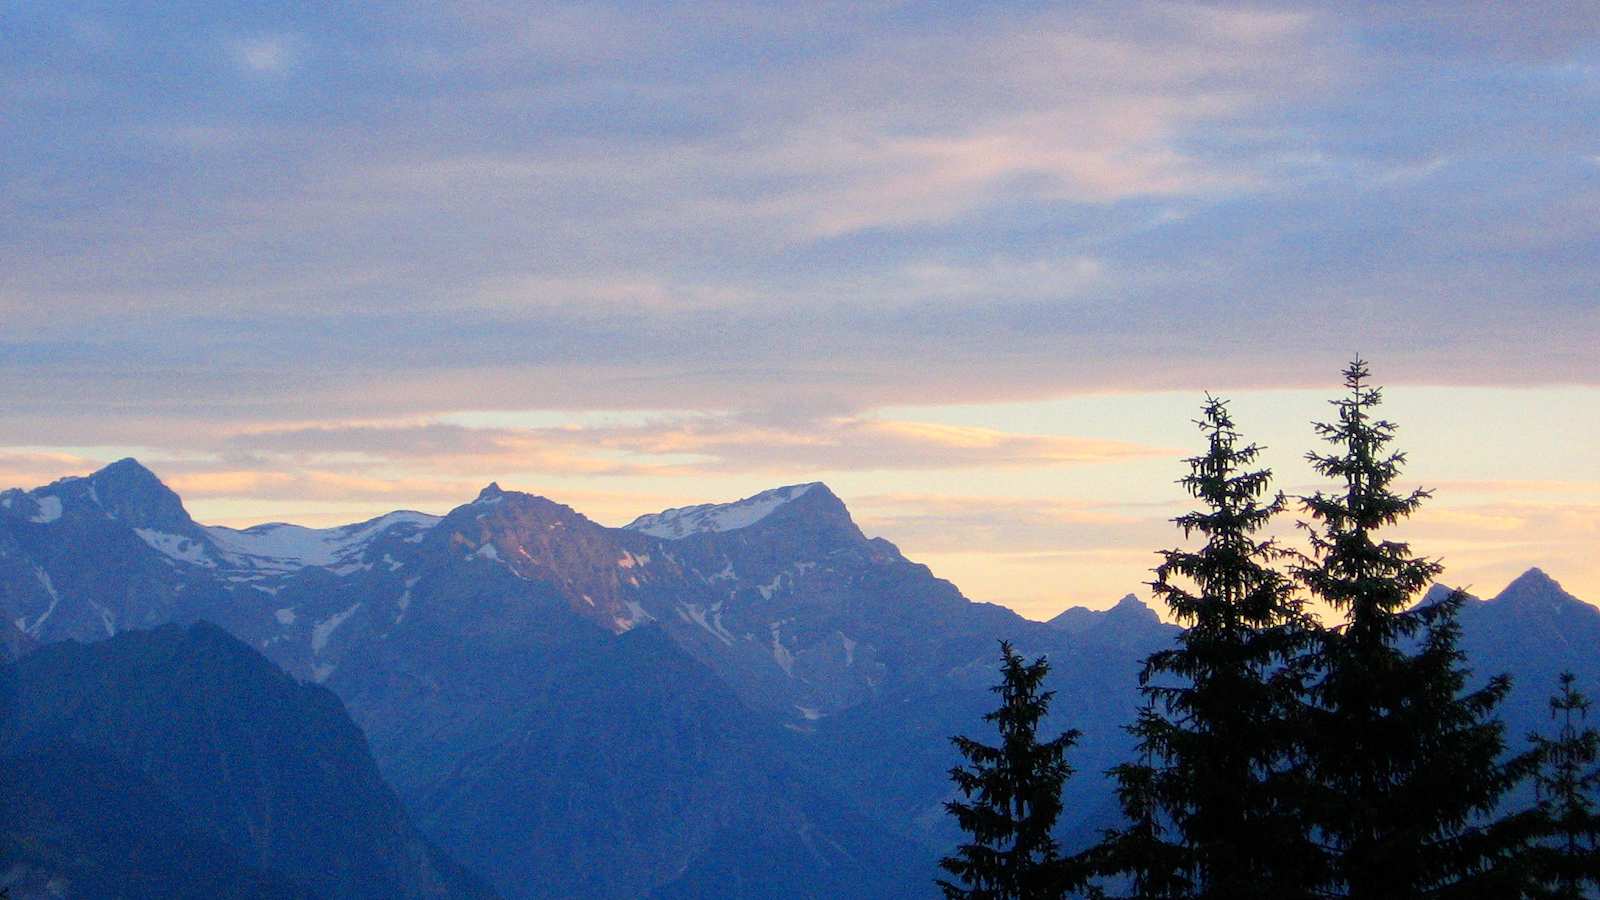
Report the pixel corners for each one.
[0,451,105,489]
[207,412,1167,479]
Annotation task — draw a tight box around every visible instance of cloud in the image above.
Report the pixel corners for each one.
[213,412,1167,479]
[0,452,106,491]
[1296,1,1600,61]
[5,0,1596,426]
[850,492,1165,553]
[1428,479,1600,498]
[229,36,294,74]
[165,469,475,505]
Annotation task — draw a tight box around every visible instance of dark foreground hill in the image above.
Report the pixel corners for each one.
[0,622,494,900]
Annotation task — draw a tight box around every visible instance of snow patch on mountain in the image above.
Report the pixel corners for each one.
[135,529,214,567]
[676,601,736,646]
[312,602,362,653]
[757,573,785,600]
[24,567,61,636]
[203,511,439,573]
[90,599,115,636]
[30,496,62,524]
[400,577,420,606]
[614,599,653,632]
[394,576,421,624]
[625,484,819,539]
[770,621,795,677]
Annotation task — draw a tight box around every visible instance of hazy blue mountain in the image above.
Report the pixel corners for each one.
[1050,593,1165,644]
[1,460,1595,897]
[0,622,494,899]
[1454,569,1600,746]
[0,740,316,899]
[0,458,214,643]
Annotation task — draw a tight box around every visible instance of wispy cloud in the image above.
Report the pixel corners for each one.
[215,412,1166,478]
[228,36,295,74]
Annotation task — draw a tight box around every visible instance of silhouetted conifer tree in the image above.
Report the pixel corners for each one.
[1091,398,1320,899]
[940,641,1087,900]
[1528,672,1600,899]
[1095,701,1192,899]
[1297,357,1535,898]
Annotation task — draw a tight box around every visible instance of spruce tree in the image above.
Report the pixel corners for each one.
[1528,673,1600,899]
[940,640,1085,900]
[1096,702,1192,899]
[1092,397,1320,899]
[1296,357,1533,898]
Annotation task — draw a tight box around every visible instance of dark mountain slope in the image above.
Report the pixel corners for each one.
[408,625,922,899]
[0,740,316,899]
[326,509,923,899]
[0,622,495,900]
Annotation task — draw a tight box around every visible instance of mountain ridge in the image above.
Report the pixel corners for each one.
[1,458,1593,897]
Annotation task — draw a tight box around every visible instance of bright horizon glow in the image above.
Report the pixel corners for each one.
[6,382,1594,623]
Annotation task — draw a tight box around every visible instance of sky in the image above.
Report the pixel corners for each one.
[2,2,1597,619]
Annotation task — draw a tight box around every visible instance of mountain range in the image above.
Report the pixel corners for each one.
[2,458,1595,898]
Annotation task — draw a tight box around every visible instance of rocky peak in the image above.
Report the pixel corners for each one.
[1049,593,1162,636]
[1493,567,1579,612]
[1097,594,1162,635]
[625,483,823,539]
[624,482,866,552]
[436,486,636,617]
[83,458,198,533]
[1416,582,1482,609]
[2,458,196,534]
[1108,592,1156,616]
[457,485,587,529]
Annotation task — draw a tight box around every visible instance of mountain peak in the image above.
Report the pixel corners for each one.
[1102,593,1161,629]
[624,482,828,540]
[1493,567,1579,611]
[94,457,161,485]
[84,458,197,533]
[463,482,580,517]
[1049,593,1162,636]
[10,457,196,533]
[1506,566,1559,593]
[1418,582,1483,608]
[1112,593,1145,611]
